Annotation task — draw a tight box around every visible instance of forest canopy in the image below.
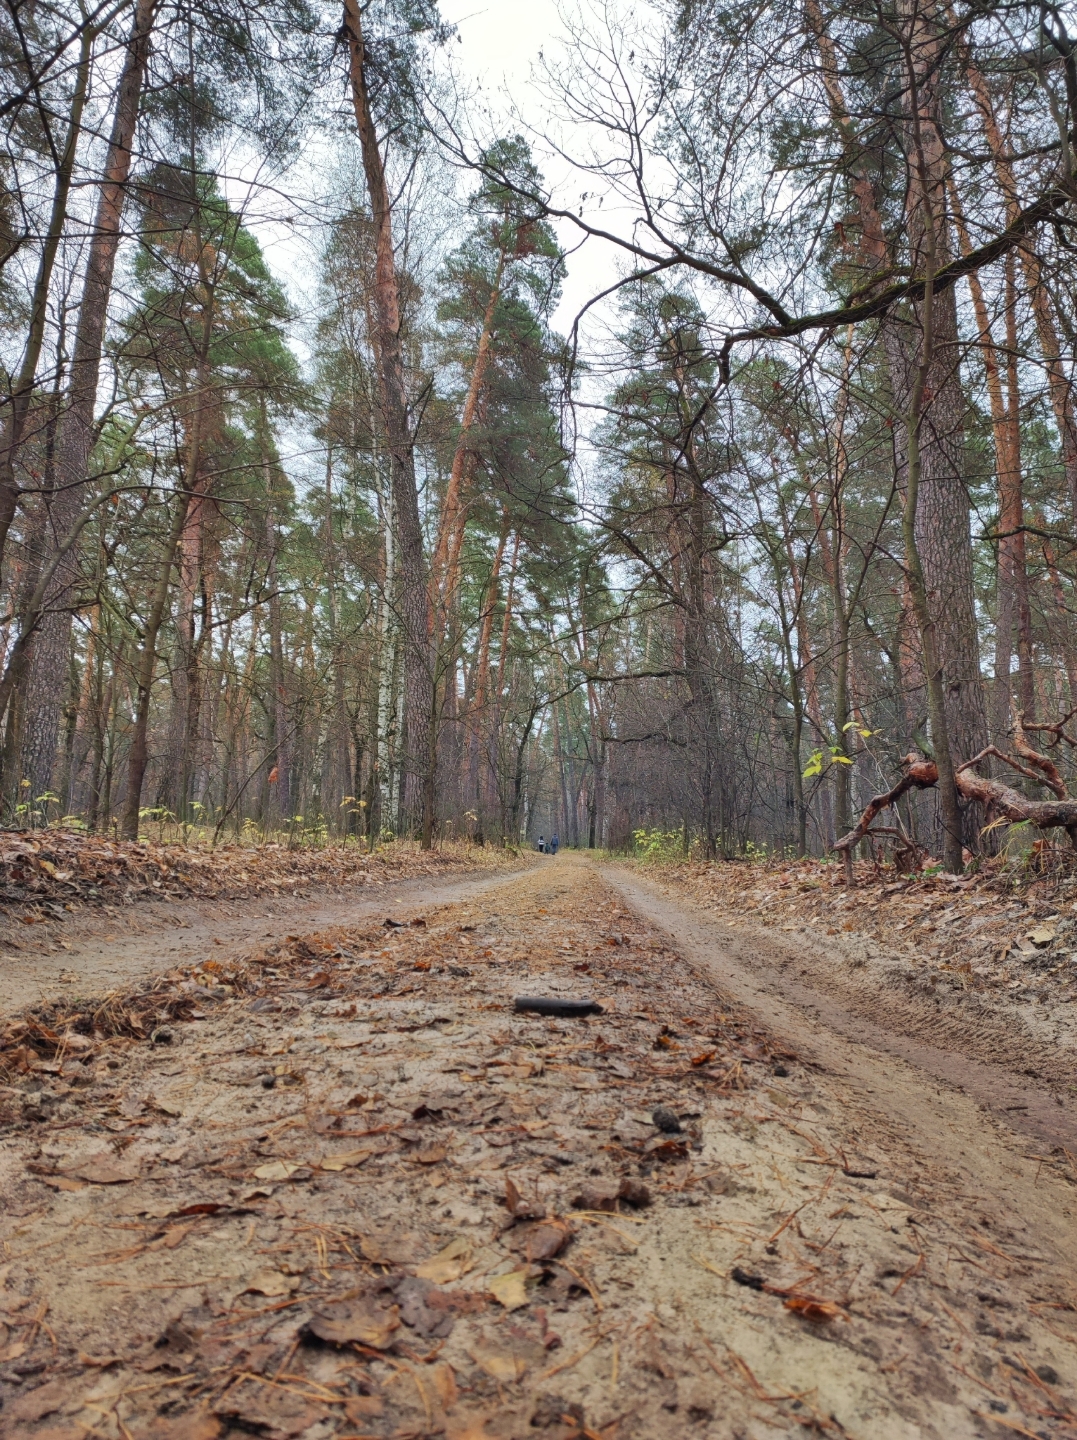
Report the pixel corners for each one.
[2,0,1077,869]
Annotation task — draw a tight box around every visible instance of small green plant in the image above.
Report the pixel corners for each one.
[138,806,175,843]
[802,746,852,778]
[632,826,685,860]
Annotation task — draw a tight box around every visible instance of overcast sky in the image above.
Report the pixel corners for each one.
[436,0,627,336]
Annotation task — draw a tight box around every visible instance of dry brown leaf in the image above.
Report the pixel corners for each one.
[252,1160,303,1181]
[6,1378,68,1423]
[302,1297,400,1349]
[415,1144,447,1165]
[504,1175,544,1219]
[317,1146,374,1172]
[783,1294,845,1323]
[488,1269,530,1310]
[214,1377,323,1438]
[446,1418,499,1440]
[431,1360,458,1411]
[152,1411,222,1440]
[469,1343,528,1382]
[359,1231,423,1264]
[38,1174,85,1192]
[521,1226,573,1261]
[415,1236,473,1283]
[69,1154,140,1185]
[242,1269,300,1297]
[344,1394,385,1421]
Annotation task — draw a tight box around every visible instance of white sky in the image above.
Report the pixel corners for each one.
[437,0,630,337]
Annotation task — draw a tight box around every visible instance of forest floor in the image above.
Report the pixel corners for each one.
[1,853,1076,1439]
[624,856,1077,1156]
[0,836,523,1016]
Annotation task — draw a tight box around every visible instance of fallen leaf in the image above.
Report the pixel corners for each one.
[431,1361,457,1411]
[504,1175,544,1219]
[242,1269,300,1297]
[359,1230,423,1265]
[318,1147,374,1172]
[252,1160,303,1182]
[153,1410,222,1440]
[69,1154,141,1185]
[344,1395,385,1421]
[416,1237,474,1283]
[571,1184,618,1213]
[214,1377,321,1437]
[301,1297,400,1349]
[511,1221,571,1262]
[6,1378,68,1423]
[446,1419,498,1440]
[38,1174,85,1192]
[415,1144,447,1165]
[618,1177,651,1208]
[784,1294,845,1322]
[396,1276,456,1338]
[469,1343,528,1382]
[488,1269,530,1310]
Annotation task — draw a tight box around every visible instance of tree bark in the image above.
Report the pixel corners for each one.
[0,23,94,574]
[342,0,434,844]
[18,0,157,801]
[120,484,192,839]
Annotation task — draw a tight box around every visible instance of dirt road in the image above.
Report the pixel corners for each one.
[0,865,529,1017]
[604,865,1077,1157]
[1,854,1074,1439]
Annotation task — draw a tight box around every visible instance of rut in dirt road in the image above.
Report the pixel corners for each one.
[605,866,1077,1159]
[0,854,1075,1440]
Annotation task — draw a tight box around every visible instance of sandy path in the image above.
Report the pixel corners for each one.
[605,864,1077,1158]
[0,865,528,1017]
[1,854,1075,1439]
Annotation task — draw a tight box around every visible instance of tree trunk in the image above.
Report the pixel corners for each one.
[950,180,1026,742]
[120,485,192,839]
[18,0,157,801]
[0,23,94,574]
[960,42,1077,526]
[263,453,290,826]
[342,0,434,843]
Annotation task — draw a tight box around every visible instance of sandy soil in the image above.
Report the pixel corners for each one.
[609,864,1077,1156]
[0,867,529,1018]
[0,855,1075,1439]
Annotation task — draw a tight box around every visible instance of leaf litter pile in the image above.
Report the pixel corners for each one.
[1,860,1075,1439]
[0,831,508,916]
[650,854,1077,1010]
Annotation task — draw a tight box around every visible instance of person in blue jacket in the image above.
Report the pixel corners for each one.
[550,834,559,855]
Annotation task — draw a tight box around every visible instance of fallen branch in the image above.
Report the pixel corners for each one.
[1011,714,1067,798]
[833,732,1077,871]
[831,756,939,854]
[952,764,1077,846]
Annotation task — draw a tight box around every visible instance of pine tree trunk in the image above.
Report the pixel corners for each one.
[899,0,989,802]
[342,0,434,843]
[0,24,94,574]
[18,0,157,801]
[120,485,192,839]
